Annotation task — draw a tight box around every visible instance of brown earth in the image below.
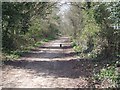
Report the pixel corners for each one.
[2,37,114,88]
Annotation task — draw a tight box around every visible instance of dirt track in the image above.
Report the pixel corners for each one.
[2,37,112,88]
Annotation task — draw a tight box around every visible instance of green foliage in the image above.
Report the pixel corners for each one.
[33,41,42,47]
[42,39,49,42]
[94,65,120,87]
[71,40,77,47]
[73,45,82,53]
[2,2,60,55]
[2,52,20,61]
[93,2,120,57]
[72,7,101,59]
[71,2,120,59]
[95,66,116,80]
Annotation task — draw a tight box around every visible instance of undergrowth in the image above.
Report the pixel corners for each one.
[2,37,56,61]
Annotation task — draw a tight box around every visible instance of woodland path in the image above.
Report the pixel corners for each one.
[2,37,111,88]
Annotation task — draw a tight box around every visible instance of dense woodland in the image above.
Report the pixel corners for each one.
[2,1,120,88]
[2,2,60,52]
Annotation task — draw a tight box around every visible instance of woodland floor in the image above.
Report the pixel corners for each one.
[2,37,114,88]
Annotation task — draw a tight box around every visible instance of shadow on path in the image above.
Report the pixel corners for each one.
[21,52,78,59]
[3,58,109,79]
[2,36,114,88]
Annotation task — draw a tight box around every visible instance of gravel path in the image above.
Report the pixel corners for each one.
[2,37,112,88]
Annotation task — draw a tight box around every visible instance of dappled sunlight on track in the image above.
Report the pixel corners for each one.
[2,37,105,88]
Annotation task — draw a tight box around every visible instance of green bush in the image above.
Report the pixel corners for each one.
[94,66,119,87]
[73,45,82,53]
